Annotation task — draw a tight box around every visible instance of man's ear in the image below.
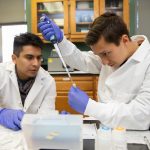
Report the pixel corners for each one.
[121,34,130,44]
[12,54,17,64]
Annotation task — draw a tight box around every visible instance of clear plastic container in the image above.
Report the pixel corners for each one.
[21,114,83,150]
[97,125,112,150]
[112,127,127,150]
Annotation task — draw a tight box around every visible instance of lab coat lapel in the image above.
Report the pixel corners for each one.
[9,66,20,95]
[24,73,44,110]
[105,60,135,86]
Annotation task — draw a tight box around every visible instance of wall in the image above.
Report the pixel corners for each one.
[0,0,25,62]
[134,0,150,39]
[0,0,25,23]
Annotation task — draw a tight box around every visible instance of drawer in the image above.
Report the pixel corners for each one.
[57,91,94,97]
[54,76,93,81]
[56,81,94,91]
[95,76,99,91]
[53,74,99,113]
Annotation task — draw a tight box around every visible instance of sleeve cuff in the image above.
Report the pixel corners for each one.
[84,98,97,115]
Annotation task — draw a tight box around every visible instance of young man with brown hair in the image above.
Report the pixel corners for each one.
[38,12,150,130]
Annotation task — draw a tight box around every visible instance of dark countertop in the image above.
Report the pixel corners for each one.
[49,71,99,75]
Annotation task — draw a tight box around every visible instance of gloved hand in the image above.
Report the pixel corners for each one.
[68,86,89,114]
[0,108,25,131]
[60,110,70,115]
[38,14,63,43]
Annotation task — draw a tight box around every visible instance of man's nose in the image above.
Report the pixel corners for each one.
[101,57,109,65]
[33,58,40,66]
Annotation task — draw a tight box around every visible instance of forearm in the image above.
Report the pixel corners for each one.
[85,99,150,130]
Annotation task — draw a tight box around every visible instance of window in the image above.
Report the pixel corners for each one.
[1,24,27,62]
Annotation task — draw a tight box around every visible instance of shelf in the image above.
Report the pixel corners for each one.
[37,10,64,14]
[76,8,93,10]
[105,7,123,10]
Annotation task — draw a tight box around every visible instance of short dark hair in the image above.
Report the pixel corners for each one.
[85,12,130,46]
[13,32,43,56]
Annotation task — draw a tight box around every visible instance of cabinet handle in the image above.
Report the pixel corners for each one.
[62,77,70,81]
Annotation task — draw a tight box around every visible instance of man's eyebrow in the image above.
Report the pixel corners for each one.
[24,54,42,57]
[37,54,42,57]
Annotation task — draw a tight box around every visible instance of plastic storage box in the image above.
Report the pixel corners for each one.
[21,114,83,150]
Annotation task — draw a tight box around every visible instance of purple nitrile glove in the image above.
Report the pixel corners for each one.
[38,14,63,44]
[68,86,89,114]
[60,110,70,115]
[0,108,25,131]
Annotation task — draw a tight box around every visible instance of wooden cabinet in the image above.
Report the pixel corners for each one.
[31,0,69,42]
[70,0,129,41]
[52,74,98,114]
[31,0,129,42]
[100,0,129,29]
[69,0,99,42]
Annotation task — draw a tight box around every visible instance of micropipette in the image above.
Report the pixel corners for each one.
[53,43,76,87]
[40,16,76,87]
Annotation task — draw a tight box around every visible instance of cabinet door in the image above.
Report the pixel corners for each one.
[31,0,69,41]
[56,91,93,114]
[55,75,94,91]
[100,0,129,28]
[70,0,99,42]
[54,75,95,113]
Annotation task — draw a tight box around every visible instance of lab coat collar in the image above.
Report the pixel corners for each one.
[7,62,20,95]
[6,62,47,111]
[6,62,15,71]
[130,35,150,62]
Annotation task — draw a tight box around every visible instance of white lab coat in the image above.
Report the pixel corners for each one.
[0,62,56,114]
[58,35,150,130]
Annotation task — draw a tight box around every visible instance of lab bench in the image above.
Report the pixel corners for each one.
[49,71,99,114]
[0,122,150,150]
